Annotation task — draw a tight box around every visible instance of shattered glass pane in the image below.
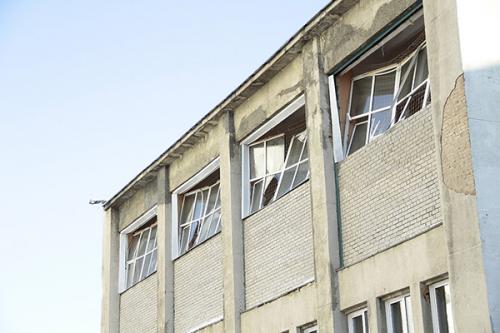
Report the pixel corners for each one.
[250,142,265,179]
[250,180,264,213]
[286,136,304,167]
[399,60,415,99]
[414,47,429,87]
[370,109,392,139]
[276,167,295,199]
[146,226,157,252]
[187,220,199,250]
[266,136,285,174]
[349,121,368,154]
[372,70,396,110]
[292,161,309,188]
[127,234,140,261]
[262,174,279,207]
[180,194,195,224]
[351,77,372,116]
[148,250,157,275]
[179,226,189,254]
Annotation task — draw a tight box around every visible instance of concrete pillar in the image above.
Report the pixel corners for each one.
[101,207,120,333]
[423,0,493,331]
[219,111,245,333]
[157,166,174,333]
[302,36,345,333]
[367,297,383,333]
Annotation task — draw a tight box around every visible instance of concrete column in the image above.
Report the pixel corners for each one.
[367,297,383,333]
[302,36,345,333]
[101,207,120,333]
[219,111,245,333]
[409,282,429,333]
[423,0,493,331]
[157,166,174,333]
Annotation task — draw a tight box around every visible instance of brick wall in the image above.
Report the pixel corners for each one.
[174,234,224,333]
[119,273,157,333]
[244,181,315,309]
[338,108,443,266]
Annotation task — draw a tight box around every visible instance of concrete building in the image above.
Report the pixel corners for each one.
[100,0,500,332]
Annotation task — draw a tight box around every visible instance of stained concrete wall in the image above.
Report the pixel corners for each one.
[321,0,417,74]
[243,182,315,310]
[338,226,447,333]
[169,122,221,191]
[174,234,224,333]
[118,179,157,231]
[338,108,443,266]
[119,273,157,333]
[241,282,317,333]
[234,56,303,141]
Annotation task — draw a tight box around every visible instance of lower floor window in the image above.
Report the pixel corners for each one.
[348,308,369,333]
[430,280,454,333]
[385,294,414,333]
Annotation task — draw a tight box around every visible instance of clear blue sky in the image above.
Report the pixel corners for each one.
[0,1,329,332]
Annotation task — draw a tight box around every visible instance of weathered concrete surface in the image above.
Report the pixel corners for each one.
[241,283,317,333]
[339,226,447,333]
[424,0,493,331]
[321,0,417,73]
[234,56,303,142]
[118,179,157,231]
[303,36,345,332]
[169,122,221,191]
[156,166,173,333]
[219,111,244,333]
[197,320,224,333]
[101,208,119,333]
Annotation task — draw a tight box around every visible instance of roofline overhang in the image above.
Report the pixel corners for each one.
[104,0,358,210]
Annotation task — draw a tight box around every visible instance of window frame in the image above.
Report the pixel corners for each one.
[240,94,306,218]
[344,42,430,156]
[347,307,369,333]
[385,294,414,333]
[171,157,220,259]
[119,205,158,293]
[429,280,454,333]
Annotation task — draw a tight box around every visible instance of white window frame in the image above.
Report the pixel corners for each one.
[171,157,220,259]
[241,94,305,218]
[119,205,157,293]
[328,10,429,161]
[385,294,414,333]
[347,308,369,333]
[429,280,454,333]
[302,325,319,333]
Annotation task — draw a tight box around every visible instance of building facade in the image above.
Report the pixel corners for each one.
[100,0,500,332]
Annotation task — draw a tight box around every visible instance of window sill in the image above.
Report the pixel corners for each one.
[119,270,157,295]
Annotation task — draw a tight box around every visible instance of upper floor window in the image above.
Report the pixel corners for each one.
[329,11,430,159]
[348,308,369,333]
[172,158,221,257]
[119,206,158,292]
[241,95,308,217]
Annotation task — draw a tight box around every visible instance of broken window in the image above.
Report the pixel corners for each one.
[330,13,430,158]
[348,308,369,333]
[242,96,309,216]
[429,280,454,333]
[385,294,414,333]
[176,168,221,255]
[125,218,158,288]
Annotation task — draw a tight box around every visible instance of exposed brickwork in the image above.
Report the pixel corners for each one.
[442,74,476,194]
[119,273,157,333]
[174,234,224,333]
[244,182,315,309]
[338,108,443,266]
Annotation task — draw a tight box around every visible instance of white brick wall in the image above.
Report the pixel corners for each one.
[174,234,224,333]
[338,108,443,266]
[244,182,315,309]
[119,273,157,333]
